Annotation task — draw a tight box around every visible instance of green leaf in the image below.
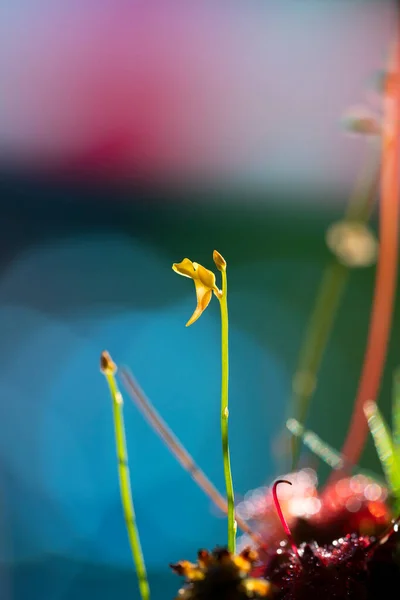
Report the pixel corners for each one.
[392,368,400,455]
[364,401,400,496]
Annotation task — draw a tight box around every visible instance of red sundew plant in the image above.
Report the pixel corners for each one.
[258,482,400,600]
[235,468,391,552]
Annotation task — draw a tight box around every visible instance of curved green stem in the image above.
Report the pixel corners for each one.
[289,261,348,469]
[101,356,150,600]
[218,269,236,553]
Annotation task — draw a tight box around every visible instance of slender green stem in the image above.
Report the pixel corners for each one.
[289,261,349,469]
[101,356,150,600]
[218,269,236,553]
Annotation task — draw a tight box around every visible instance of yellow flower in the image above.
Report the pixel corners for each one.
[172,257,222,326]
[171,548,272,600]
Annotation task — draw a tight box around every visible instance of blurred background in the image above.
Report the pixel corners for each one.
[0,1,399,599]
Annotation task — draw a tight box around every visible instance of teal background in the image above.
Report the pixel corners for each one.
[0,177,398,599]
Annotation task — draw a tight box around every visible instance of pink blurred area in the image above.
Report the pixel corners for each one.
[0,1,396,192]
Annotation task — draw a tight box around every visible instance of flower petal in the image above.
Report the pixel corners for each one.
[170,561,204,581]
[195,263,219,292]
[172,258,196,279]
[186,284,213,327]
[244,579,272,597]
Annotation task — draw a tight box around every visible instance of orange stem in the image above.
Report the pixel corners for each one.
[327,36,400,484]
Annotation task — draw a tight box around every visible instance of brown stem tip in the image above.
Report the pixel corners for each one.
[100,350,117,375]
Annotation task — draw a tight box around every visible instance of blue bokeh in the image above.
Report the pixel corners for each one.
[0,233,288,583]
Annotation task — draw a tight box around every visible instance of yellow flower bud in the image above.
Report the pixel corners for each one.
[213,250,227,271]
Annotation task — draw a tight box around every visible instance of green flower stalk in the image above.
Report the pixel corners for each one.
[214,250,236,553]
[172,251,236,553]
[100,351,150,600]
